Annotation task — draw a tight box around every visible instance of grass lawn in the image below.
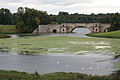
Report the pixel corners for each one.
[86,30,120,38]
[0,25,39,37]
[0,25,16,33]
[0,25,16,38]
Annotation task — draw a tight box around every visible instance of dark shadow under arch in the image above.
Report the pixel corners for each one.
[53,29,57,33]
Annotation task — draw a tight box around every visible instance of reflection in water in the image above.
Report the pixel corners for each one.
[10,35,19,38]
[0,54,116,75]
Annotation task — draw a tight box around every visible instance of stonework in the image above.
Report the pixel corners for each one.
[33,23,111,33]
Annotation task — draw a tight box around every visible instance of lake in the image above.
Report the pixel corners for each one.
[0,28,118,75]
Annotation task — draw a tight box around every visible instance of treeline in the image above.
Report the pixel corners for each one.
[0,7,51,33]
[0,7,120,32]
[51,12,120,31]
[0,7,51,25]
[51,12,112,23]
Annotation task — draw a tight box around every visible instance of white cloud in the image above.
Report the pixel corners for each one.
[0,0,119,14]
[39,0,93,6]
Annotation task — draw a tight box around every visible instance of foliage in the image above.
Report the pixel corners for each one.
[0,8,117,25]
[0,8,12,25]
[16,21,25,32]
[9,7,51,33]
[51,12,120,31]
[51,12,114,23]
[108,13,120,31]
[15,7,51,33]
[0,70,120,80]
[0,34,10,38]
[0,8,120,32]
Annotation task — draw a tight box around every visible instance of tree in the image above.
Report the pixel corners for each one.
[58,11,69,16]
[0,8,12,25]
[16,7,50,33]
[109,13,120,31]
[16,21,25,33]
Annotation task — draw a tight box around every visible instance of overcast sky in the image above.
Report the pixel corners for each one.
[0,0,120,14]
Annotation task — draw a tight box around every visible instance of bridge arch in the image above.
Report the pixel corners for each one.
[70,26,90,33]
[33,23,111,33]
[53,29,57,33]
[93,27,100,32]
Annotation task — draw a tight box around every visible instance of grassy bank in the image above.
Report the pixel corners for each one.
[0,34,10,38]
[0,25,16,33]
[0,25,39,38]
[86,30,120,38]
[0,70,119,80]
[0,25,16,38]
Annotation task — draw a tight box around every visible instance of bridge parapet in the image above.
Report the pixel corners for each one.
[33,23,111,33]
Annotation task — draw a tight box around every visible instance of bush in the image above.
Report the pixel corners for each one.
[0,70,120,80]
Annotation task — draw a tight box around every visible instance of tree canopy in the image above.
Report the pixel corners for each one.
[0,8,119,32]
[108,13,120,31]
[15,7,51,33]
[0,8,12,25]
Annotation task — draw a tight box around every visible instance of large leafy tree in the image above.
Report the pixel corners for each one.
[16,7,50,33]
[0,8,12,25]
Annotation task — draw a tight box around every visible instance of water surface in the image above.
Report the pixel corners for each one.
[10,28,91,38]
[0,54,116,75]
[0,28,118,75]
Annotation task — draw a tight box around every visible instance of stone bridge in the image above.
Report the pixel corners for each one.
[33,23,111,33]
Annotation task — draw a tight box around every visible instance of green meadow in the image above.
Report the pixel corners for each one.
[0,25,16,38]
[0,25,16,33]
[86,30,120,38]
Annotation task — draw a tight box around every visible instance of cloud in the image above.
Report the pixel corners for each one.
[0,0,119,14]
[40,0,93,6]
[6,0,19,2]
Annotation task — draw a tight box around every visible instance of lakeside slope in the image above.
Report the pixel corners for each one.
[0,70,119,80]
[86,30,120,38]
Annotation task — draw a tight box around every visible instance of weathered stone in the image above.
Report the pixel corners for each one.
[33,23,111,33]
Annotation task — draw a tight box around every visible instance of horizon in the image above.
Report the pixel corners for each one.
[0,0,120,15]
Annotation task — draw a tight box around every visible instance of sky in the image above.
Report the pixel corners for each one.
[0,0,120,14]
